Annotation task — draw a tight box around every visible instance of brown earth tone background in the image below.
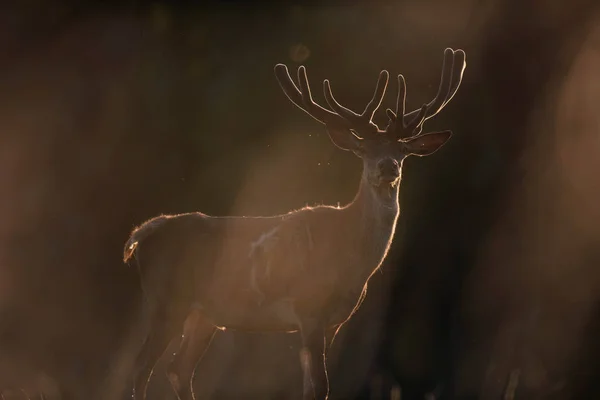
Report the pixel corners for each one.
[0,0,599,399]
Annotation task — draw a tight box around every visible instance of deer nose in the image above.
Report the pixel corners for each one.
[377,158,399,180]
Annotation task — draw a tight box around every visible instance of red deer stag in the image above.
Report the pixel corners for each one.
[124,47,466,400]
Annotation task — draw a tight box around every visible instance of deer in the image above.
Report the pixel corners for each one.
[123,47,466,400]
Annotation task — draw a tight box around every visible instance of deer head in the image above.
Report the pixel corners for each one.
[274,48,466,188]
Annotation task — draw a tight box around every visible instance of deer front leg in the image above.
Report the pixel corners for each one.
[132,328,172,400]
[299,320,329,400]
[325,324,342,350]
[166,311,217,400]
[132,306,187,400]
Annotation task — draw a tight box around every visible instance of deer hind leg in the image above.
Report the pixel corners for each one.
[299,320,329,400]
[166,311,216,400]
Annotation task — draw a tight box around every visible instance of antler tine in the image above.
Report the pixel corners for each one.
[274,64,350,129]
[418,48,453,119]
[405,104,428,134]
[323,71,390,133]
[323,80,365,125]
[395,74,407,124]
[323,75,386,135]
[384,73,414,139]
[440,49,466,110]
[362,70,390,121]
[403,48,466,126]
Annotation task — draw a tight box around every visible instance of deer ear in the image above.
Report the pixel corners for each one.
[326,127,362,152]
[402,130,452,157]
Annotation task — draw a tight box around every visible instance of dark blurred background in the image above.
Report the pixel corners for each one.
[0,0,599,398]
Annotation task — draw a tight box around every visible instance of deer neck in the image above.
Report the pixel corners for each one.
[351,164,402,223]
[342,163,402,284]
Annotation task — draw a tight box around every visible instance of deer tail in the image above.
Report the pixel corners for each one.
[123,215,171,264]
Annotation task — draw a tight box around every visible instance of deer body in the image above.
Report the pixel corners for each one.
[125,48,466,400]
[130,171,399,333]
